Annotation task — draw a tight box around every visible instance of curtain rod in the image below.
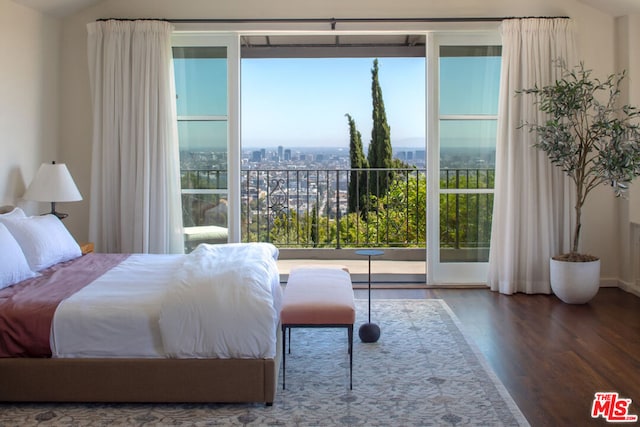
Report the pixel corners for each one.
[97,16,570,29]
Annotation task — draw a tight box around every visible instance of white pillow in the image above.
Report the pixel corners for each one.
[0,223,38,289]
[0,214,82,271]
[0,207,27,219]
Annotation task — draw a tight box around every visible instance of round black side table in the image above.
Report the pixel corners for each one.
[355,249,383,343]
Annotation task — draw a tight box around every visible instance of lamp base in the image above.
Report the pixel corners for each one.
[49,202,68,220]
[359,322,381,343]
[50,212,69,221]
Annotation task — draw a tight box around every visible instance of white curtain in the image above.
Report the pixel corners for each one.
[87,20,183,254]
[488,18,578,294]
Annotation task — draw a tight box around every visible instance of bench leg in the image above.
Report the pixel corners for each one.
[282,324,287,390]
[348,325,353,390]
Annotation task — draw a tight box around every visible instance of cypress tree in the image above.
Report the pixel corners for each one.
[346,113,369,214]
[310,203,318,247]
[367,58,393,198]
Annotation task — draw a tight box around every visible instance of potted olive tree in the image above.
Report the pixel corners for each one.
[520,62,640,303]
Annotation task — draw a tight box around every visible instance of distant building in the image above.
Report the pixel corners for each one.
[251,150,262,162]
[415,150,425,161]
[284,149,291,161]
[407,151,414,160]
[278,145,284,161]
[396,151,407,161]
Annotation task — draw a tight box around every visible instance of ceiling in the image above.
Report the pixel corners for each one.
[11,0,640,19]
[12,0,102,17]
[241,34,427,58]
[577,0,640,17]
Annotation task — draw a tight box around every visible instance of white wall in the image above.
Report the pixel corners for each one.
[57,0,629,283]
[616,14,640,294]
[622,14,640,225]
[0,0,60,214]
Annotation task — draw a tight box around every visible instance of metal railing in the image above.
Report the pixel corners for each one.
[439,168,494,250]
[180,167,494,250]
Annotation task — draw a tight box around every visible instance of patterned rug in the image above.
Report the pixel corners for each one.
[0,299,529,426]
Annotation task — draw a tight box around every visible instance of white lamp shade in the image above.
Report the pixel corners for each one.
[23,163,82,202]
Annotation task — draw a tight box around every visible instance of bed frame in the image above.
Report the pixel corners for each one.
[0,329,281,405]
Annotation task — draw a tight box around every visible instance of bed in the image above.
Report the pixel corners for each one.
[0,206,282,404]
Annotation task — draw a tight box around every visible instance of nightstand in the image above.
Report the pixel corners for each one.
[80,242,94,255]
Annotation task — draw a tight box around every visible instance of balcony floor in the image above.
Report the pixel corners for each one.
[277,259,426,286]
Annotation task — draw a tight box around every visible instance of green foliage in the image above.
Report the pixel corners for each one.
[368,59,393,198]
[440,194,493,249]
[342,172,428,247]
[310,203,318,247]
[345,113,369,215]
[366,173,427,246]
[519,62,640,254]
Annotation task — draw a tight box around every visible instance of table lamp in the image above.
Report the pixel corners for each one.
[23,161,82,220]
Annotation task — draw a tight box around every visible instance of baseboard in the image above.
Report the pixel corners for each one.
[617,280,640,297]
[599,276,640,297]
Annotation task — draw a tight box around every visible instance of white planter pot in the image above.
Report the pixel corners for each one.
[549,258,600,304]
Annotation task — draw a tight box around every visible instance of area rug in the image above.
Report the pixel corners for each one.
[0,299,529,426]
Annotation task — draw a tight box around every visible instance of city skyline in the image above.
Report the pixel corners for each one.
[180,143,495,172]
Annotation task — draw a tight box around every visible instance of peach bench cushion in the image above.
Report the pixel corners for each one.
[281,267,355,325]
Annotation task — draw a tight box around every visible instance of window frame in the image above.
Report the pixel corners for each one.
[172,32,242,242]
[426,31,501,285]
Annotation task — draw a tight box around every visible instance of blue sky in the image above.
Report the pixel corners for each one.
[241,57,427,149]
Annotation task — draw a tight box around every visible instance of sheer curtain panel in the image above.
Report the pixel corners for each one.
[87,20,183,254]
[488,18,578,294]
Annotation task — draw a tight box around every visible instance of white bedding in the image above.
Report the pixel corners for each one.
[159,243,280,358]
[50,243,281,359]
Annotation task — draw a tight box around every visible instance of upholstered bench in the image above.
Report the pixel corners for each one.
[280,266,356,390]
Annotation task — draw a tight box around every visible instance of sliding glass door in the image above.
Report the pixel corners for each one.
[427,33,501,284]
[172,34,241,251]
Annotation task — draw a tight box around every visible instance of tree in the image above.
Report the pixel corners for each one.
[310,203,318,247]
[519,62,640,259]
[364,171,426,246]
[367,59,393,198]
[345,113,369,215]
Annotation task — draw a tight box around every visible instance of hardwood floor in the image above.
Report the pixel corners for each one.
[354,287,640,426]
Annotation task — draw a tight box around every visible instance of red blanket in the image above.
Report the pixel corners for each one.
[0,253,129,357]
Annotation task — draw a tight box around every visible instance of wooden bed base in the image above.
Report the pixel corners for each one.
[0,330,282,405]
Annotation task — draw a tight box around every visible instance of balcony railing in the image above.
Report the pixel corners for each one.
[180,167,493,252]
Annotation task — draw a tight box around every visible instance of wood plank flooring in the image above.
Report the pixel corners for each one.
[354,287,640,426]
